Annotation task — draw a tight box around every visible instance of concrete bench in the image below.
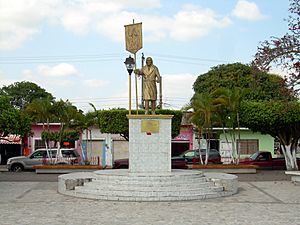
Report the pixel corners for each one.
[285,171,300,185]
[204,172,238,193]
[58,172,96,193]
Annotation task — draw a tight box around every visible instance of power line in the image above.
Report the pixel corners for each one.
[70,98,190,112]
[1,52,230,66]
[0,53,124,64]
[147,52,230,63]
[1,53,120,59]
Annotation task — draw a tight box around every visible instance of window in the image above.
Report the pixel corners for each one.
[49,150,57,158]
[183,151,195,157]
[30,150,57,159]
[62,150,78,157]
[34,139,46,150]
[257,152,269,161]
[30,150,47,159]
[238,139,258,154]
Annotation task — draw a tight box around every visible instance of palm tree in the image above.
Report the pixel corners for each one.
[25,96,54,130]
[213,87,244,164]
[186,93,217,165]
[25,96,55,159]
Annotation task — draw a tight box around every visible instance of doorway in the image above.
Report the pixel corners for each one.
[0,144,22,164]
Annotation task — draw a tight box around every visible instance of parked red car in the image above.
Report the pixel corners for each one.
[239,151,300,169]
[113,158,188,169]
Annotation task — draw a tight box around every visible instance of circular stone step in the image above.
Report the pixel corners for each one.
[58,169,238,201]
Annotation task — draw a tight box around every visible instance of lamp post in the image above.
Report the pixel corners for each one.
[124,55,135,115]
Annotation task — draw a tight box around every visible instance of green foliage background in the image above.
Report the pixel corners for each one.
[193,63,295,101]
[91,109,183,140]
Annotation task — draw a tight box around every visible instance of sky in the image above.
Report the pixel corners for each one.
[0,0,291,113]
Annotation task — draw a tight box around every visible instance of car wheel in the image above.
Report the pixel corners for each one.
[11,164,24,172]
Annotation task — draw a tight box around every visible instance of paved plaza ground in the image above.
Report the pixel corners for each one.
[0,170,299,225]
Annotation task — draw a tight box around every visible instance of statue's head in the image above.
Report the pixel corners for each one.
[146,57,153,66]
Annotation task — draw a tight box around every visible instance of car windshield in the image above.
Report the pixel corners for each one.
[62,150,78,157]
[184,151,195,157]
[249,152,259,160]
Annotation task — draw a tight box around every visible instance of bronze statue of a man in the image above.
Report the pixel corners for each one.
[135,57,161,114]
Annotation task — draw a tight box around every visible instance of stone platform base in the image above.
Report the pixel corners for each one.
[58,170,238,201]
[285,171,300,185]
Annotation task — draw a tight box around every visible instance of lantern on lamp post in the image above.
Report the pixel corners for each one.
[124,55,135,114]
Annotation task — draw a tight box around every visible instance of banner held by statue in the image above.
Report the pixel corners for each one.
[124,22,142,54]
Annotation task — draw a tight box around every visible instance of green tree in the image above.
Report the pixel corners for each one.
[192,63,294,164]
[0,81,53,109]
[193,63,295,101]
[185,93,217,165]
[51,100,85,147]
[26,98,85,149]
[252,0,300,91]
[0,96,31,139]
[213,87,244,163]
[89,108,182,141]
[25,96,54,130]
[240,101,300,170]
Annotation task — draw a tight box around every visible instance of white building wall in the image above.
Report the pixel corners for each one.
[82,126,128,164]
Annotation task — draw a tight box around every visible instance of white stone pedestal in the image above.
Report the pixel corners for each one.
[58,115,239,201]
[127,115,173,173]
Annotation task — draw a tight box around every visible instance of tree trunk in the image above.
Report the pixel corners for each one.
[204,130,210,165]
[282,144,298,170]
[230,130,236,164]
[221,126,233,164]
[237,112,241,164]
[196,129,204,165]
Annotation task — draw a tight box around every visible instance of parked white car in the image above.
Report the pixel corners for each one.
[7,148,80,172]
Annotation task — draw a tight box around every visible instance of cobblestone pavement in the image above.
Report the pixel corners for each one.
[0,177,299,225]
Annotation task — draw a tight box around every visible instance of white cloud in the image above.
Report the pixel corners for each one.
[37,63,78,77]
[1,0,233,49]
[21,67,75,87]
[0,0,61,49]
[170,4,231,41]
[0,79,18,87]
[95,11,140,42]
[269,66,290,78]
[0,71,22,87]
[83,79,110,88]
[61,11,91,35]
[96,4,232,43]
[232,0,265,21]
[162,73,197,109]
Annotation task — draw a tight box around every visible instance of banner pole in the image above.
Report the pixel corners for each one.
[134,53,138,114]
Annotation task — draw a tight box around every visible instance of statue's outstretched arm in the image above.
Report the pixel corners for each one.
[134,69,143,76]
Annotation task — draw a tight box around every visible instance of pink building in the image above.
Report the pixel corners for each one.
[27,123,83,157]
[172,124,194,156]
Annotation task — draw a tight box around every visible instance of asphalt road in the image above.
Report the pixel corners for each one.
[0,169,292,182]
[0,171,60,182]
